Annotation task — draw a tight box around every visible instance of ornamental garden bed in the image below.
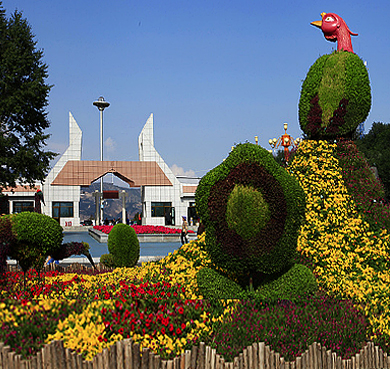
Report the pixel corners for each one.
[0,236,388,369]
[94,225,195,235]
[1,141,390,369]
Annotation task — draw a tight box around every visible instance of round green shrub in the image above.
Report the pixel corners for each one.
[197,267,243,300]
[100,253,116,268]
[11,212,63,271]
[299,51,371,139]
[226,185,271,240]
[255,263,318,301]
[107,223,140,268]
[195,143,306,277]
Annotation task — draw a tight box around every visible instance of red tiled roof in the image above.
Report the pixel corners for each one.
[51,161,172,187]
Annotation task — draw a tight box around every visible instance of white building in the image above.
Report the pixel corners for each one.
[139,113,199,226]
[2,113,200,227]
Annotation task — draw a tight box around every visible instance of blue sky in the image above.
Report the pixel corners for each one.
[2,0,390,180]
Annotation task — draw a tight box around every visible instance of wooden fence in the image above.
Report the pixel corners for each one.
[1,339,389,369]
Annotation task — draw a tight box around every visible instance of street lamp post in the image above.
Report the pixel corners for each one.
[93,96,110,225]
[268,123,301,162]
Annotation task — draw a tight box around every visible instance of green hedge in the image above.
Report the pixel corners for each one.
[255,263,318,301]
[195,143,306,277]
[197,267,243,300]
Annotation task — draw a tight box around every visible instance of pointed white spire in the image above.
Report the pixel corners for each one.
[138,113,154,161]
[68,112,82,158]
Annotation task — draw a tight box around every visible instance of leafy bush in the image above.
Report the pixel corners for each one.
[335,139,390,231]
[299,51,371,139]
[226,185,271,240]
[10,212,63,272]
[100,253,116,268]
[196,267,243,301]
[255,263,317,301]
[356,122,390,200]
[0,215,16,273]
[107,223,139,267]
[195,143,306,278]
[210,295,368,362]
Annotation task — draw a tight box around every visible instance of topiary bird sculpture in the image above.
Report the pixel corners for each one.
[49,241,96,269]
[311,12,358,53]
[298,13,371,140]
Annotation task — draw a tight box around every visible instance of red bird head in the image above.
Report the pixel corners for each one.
[311,12,358,53]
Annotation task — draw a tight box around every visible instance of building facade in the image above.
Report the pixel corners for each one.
[138,113,200,226]
[2,112,200,227]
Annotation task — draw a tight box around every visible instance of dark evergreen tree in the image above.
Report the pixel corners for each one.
[355,122,390,201]
[0,2,56,191]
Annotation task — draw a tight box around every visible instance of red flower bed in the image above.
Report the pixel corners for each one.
[93,225,194,235]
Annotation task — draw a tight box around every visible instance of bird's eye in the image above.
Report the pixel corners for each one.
[325,16,335,22]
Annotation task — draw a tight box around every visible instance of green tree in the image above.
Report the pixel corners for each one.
[355,122,390,200]
[0,2,56,191]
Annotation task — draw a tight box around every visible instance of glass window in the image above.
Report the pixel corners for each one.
[52,202,73,218]
[13,201,34,213]
[151,202,171,217]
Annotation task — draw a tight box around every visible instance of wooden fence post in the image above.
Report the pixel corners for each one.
[205,346,211,369]
[265,346,270,369]
[116,340,124,369]
[133,343,141,369]
[316,343,322,369]
[211,349,216,369]
[190,346,198,369]
[269,350,274,369]
[3,339,390,369]
[184,350,191,369]
[243,348,248,369]
[0,345,10,369]
[141,348,149,369]
[123,338,133,369]
[53,340,66,369]
[252,344,258,369]
[155,355,162,369]
[295,356,301,369]
[102,348,110,369]
[321,346,326,369]
[248,345,253,369]
[149,351,155,369]
[258,343,264,369]
[198,343,205,369]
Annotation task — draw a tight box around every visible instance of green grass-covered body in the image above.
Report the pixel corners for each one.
[299,51,371,139]
[195,143,306,277]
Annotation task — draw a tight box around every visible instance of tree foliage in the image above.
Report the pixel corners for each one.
[355,122,390,200]
[0,2,56,191]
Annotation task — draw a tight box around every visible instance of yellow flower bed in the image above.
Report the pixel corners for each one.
[290,140,390,340]
[40,236,214,361]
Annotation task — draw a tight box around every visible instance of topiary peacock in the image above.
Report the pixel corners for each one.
[299,13,371,140]
[195,143,317,301]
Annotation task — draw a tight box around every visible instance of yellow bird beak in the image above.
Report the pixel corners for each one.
[311,12,326,28]
[311,20,322,28]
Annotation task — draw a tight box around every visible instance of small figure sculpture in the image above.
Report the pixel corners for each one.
[34,189,45,213]
[311,12,358,53]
